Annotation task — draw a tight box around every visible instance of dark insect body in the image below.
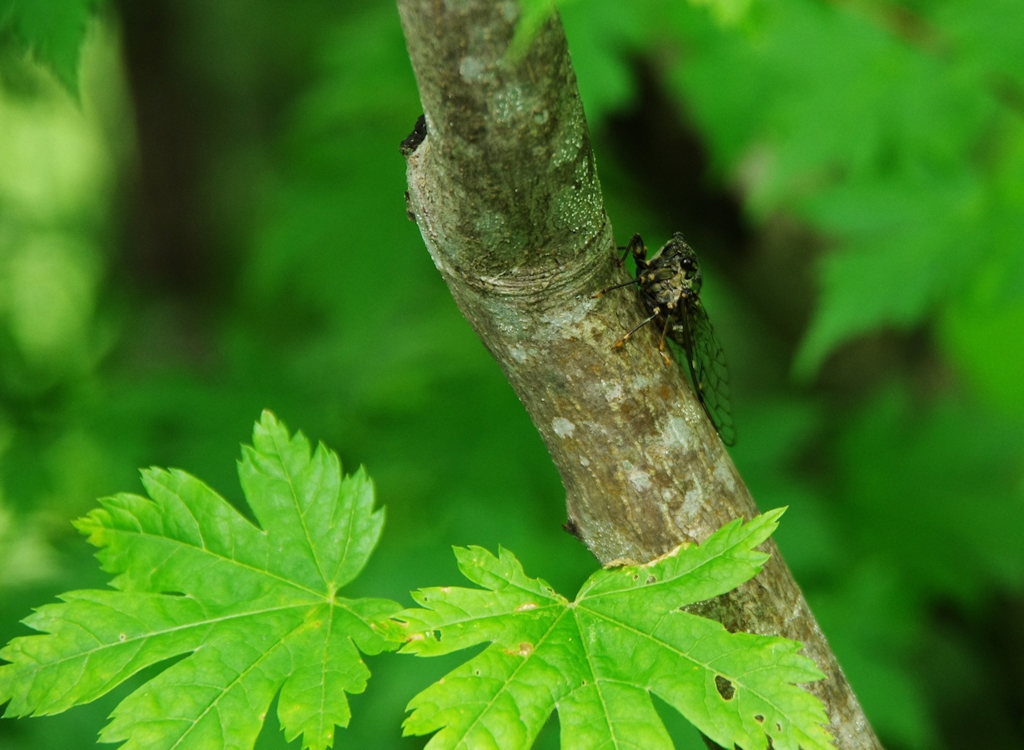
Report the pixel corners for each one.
[595,233,736,446]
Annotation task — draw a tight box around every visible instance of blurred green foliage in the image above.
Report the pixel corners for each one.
[0,0,1022,748]
[0,0,102,94]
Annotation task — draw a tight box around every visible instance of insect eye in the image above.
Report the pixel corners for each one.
[681,258,694,270]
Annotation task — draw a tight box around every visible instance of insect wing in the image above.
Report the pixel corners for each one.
[676,298,736,446]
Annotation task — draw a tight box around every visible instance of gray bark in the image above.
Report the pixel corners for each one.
[396,1,881,747]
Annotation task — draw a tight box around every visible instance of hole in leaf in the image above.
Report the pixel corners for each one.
[714,675,735,700]
[754,714,764,724]
[646,575,657,584]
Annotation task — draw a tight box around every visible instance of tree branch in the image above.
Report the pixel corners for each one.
[396,1,881,747]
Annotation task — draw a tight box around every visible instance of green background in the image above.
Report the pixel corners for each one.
[1,0,1022,747]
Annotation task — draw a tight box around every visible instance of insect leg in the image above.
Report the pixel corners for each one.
[613,309,659,349]
[613,233,646,265]
[592,276,641,298]
[657,316,672,366]
[679,303,700,394]
[625,233,645,264]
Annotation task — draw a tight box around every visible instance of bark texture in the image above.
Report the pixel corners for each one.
[396,2,882,747]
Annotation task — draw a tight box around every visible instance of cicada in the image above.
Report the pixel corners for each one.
[595,233,736,446]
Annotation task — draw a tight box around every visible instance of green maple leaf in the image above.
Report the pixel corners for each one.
[0,411,400,750]
[395,509,832,750]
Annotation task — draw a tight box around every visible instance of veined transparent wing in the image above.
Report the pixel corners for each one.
[670,297,735,446]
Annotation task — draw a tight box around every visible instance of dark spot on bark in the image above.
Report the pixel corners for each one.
[405,191,417,222]
[562,517,582,540]
[715,675,735,700]
[400,113,428,156]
